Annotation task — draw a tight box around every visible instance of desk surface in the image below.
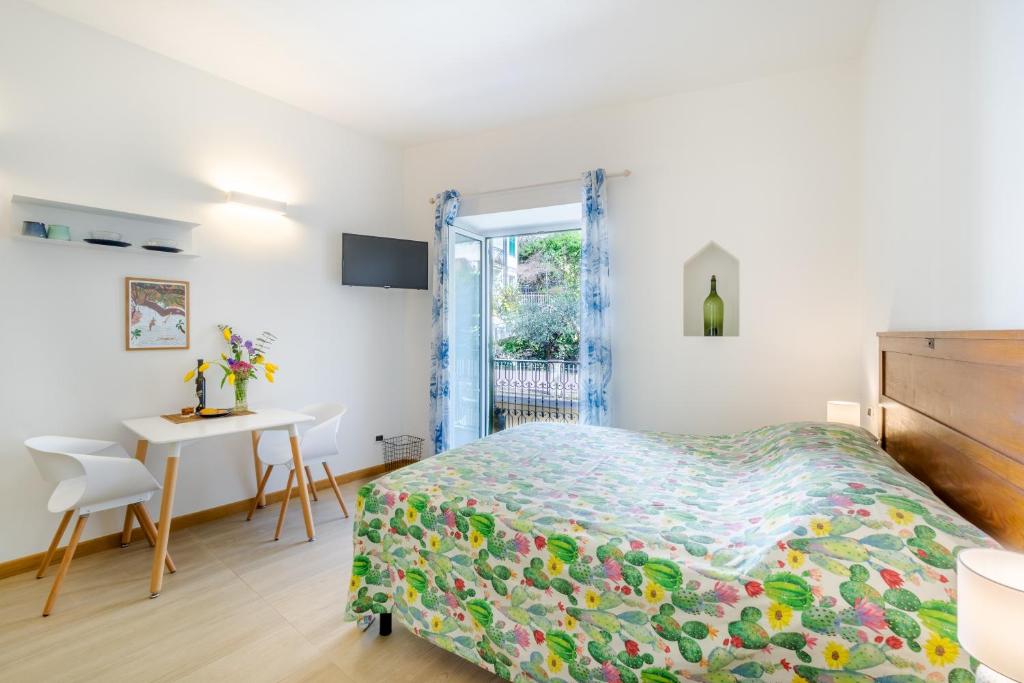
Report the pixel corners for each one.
[122,408,313,444]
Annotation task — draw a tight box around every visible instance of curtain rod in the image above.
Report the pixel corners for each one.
[428,169,631,204]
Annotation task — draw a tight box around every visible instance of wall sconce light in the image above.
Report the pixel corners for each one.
[225,191,288,215]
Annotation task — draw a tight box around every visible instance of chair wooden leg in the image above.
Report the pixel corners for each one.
[133,504,176,574]
[274,470,295,541]
[305,465,319,501]
[247,465,274,521]
[322,462,349,518]
[121,440,149,546]
[37,510,74,579]
[42,513,88,617]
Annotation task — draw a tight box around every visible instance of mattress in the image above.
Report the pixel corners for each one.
[345,422,996,682]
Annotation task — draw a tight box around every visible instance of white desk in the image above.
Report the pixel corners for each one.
[122,409,315,597]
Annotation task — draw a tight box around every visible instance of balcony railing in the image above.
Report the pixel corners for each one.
[491,359,579,431]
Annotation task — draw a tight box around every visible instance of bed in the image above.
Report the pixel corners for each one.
[345,331,1022,682]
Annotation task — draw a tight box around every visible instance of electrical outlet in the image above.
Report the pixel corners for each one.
[375,434,384,442]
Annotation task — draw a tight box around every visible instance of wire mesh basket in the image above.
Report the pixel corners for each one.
[382,435,423,472]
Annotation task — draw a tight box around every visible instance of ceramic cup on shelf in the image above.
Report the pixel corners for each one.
[22,221,47,238]
[46,224,71,240]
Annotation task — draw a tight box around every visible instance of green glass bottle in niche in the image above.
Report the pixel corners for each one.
[703,275,724,336]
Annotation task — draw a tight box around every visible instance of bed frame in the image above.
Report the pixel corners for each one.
[879,330,1024,549]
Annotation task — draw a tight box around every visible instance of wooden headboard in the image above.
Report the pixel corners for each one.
[879,331,1024,549]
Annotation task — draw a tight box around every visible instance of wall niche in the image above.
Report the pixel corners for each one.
[683,241,739,337]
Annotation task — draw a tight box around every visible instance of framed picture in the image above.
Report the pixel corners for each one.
[125,277,190,350]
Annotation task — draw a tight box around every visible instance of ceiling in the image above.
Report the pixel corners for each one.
[29,0,877,145]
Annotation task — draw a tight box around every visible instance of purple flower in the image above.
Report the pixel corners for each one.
[603,558,622,582]
[513,625,530,647]
[854,597,887,632]
[714,581,740,606]
[244,340,254,351]
[513,533,530,555]
[601,662,622,683]
[230,334,242,345]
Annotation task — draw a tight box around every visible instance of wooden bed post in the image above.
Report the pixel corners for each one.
[379,613,392,636]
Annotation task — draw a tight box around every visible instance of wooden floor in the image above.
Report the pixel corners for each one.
[0,478,497,682]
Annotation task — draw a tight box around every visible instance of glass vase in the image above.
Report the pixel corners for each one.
[233,377,249,412]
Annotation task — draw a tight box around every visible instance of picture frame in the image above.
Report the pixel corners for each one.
[125,277,190,350]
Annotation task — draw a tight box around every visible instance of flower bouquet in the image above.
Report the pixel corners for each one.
[183,325,278,412]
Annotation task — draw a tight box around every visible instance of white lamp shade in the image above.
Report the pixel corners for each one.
[958,548,1024,681]
[826,400,860,426]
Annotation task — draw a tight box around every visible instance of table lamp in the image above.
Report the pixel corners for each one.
[958,548,1024,682]
[826,400,861,426]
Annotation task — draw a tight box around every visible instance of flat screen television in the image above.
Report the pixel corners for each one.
[342,233,429,290]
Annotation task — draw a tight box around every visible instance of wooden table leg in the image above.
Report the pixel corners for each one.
[250,431,266,508]
[150,443,181,597]
[288,425,315,541]
[121,440,149,546]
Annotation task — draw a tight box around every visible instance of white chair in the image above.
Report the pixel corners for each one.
[247,404,349,539]
[25,436,175,616]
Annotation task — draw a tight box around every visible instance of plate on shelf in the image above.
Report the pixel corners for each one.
[142,245,183,253]
[198,408,233,418]
[83,238,131,248]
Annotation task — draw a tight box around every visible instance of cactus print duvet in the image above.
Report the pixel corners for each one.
[345,422,998,683]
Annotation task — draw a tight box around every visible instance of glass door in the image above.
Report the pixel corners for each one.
[448,228,487,448]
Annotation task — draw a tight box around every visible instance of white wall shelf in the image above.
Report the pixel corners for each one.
[12,234,199,258]
[683,241,739,337]
[10,194,200,258]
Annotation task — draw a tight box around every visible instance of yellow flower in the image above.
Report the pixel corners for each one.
[221,352,228,360]
[265,362,279,373]
[266,372,275,384]
[183,369,196,382]
[547,556,564,575]
[787,549,805,568]
[584,589,601,609]
[469,530,484,548]
[405,507,418,524]
[356,496,365,513]
[767,602,793,630]
[197,362,210,373]
[253,354,264,364]
[430,614,443,632]
[405,586,417,604]
[644,582,665,605]
[349,575,361,590]
[793,676,809,683]
[222,327,232,341]
[823,641,849,669]
[888,507,914,525]
[227,373,236,385]
[809,518,831,537]
[428,534,442,552]
[564,615,577,630]
[924,633,959,666]
[546,653,563,673]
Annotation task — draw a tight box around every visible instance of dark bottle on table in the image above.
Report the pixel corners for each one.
[703,275,724,337]
[195,359,207,412]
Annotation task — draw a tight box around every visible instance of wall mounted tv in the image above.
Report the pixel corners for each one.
[341,233,429,290]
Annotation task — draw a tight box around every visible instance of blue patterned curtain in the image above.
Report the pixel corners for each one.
[580,169,611,426]
[429,190,461,453]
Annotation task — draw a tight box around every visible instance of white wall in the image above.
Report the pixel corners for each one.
[404,63,865,438]
[859,0,1024,419]
[0,2,418,562]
